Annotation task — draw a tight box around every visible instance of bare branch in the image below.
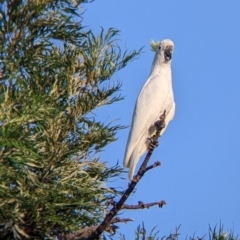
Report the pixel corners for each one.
[60,226,98,240]
[61,218,133,240]
[87,111,167,239]
[145,161,161,172]
[111,217,134,224]
[106,199,166,210]
[122,200,166,210]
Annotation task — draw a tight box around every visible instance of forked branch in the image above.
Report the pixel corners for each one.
[86,111,167,239]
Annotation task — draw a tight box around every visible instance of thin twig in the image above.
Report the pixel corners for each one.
[106,199,166,210]
[145,161,161,172]
[122,200,166,210]
[111,217,133,224]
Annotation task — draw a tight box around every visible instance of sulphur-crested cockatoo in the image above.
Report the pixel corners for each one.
[123,39,175,179]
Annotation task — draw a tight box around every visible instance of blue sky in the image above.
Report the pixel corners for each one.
[83,1,240,238]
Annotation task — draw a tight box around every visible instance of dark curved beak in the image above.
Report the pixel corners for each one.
[164,47,172,60]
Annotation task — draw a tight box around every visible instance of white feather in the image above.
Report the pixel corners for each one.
[123,39,175,179]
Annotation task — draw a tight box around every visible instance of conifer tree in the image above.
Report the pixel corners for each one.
[0,0,140,238]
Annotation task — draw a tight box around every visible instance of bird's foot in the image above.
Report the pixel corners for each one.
[154,110,166,131]
[148,110,167,150]
[154,120,165,130]
[148,137,159,150]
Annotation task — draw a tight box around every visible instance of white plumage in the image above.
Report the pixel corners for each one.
[123,39,175,179]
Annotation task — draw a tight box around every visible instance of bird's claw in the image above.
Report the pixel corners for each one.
[148,137,159,150]
[154,110,166,131]
[154,120,165,130]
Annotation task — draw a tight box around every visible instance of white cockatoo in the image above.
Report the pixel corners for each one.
[123,39,175,179]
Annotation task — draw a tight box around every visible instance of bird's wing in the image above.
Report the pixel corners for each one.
[124,73,170,168]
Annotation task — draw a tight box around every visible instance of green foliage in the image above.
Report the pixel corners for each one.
[0,0,141,238]
[117,223,239,240]
[207,224,239,240]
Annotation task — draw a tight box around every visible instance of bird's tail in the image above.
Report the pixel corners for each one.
[127,145,141,180]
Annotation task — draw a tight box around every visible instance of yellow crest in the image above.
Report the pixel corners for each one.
[150,40,161,52]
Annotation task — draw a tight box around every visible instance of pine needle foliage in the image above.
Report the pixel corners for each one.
[0,0,141,238]
[118,223,239,240]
